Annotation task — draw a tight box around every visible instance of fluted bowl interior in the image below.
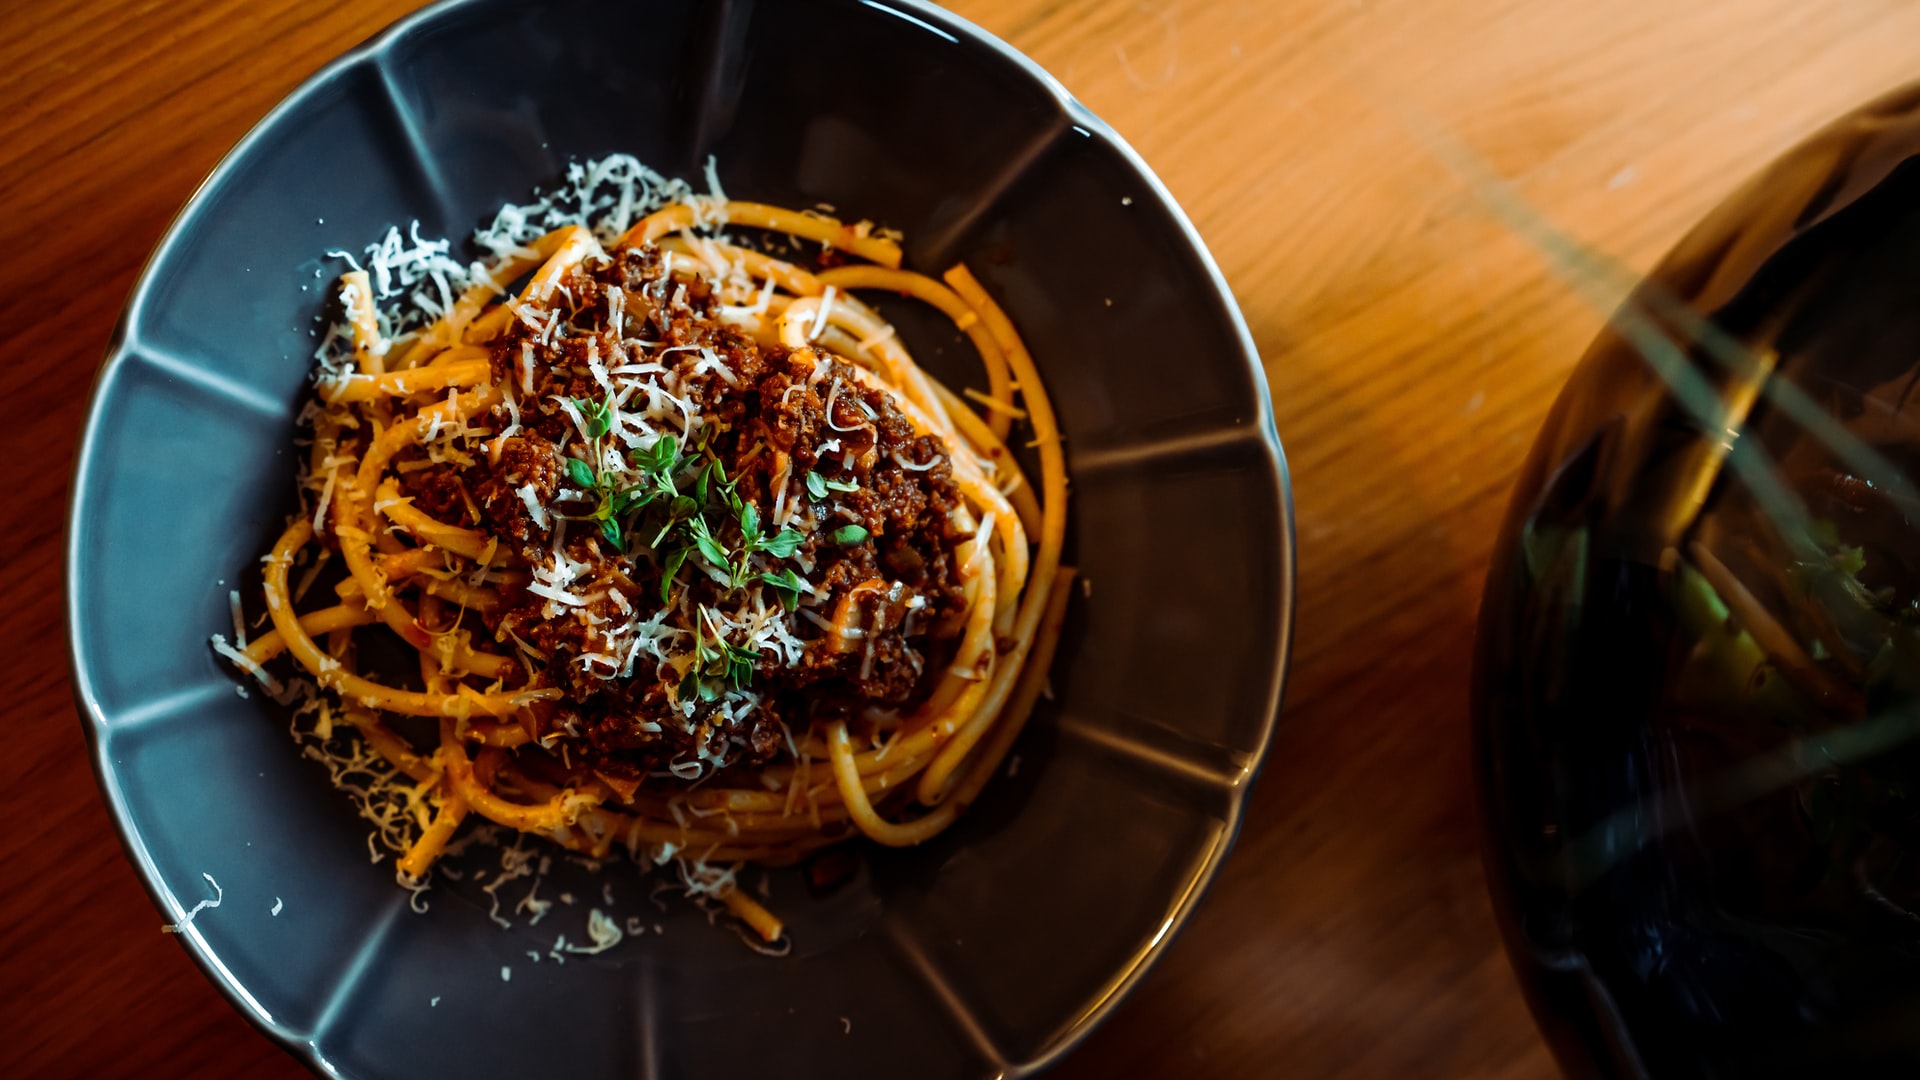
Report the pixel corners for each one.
[64,1,1293,1077]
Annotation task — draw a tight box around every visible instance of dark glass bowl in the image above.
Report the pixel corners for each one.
[64,1,1294,1077]
[1476,84,1920,1077]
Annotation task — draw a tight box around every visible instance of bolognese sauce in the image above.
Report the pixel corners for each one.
[391,246,969,782]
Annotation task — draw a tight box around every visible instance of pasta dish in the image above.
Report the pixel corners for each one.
[213,158,1070,944]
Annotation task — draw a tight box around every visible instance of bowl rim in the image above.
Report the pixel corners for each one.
[64,1,1297,1075]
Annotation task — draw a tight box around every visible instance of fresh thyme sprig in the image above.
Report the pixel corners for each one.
[678,605,763,703]
[804,470,858,501]
[553,400,850,693]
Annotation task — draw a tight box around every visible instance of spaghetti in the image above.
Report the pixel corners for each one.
[221,158,1070,943]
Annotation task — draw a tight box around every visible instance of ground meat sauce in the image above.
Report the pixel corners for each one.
[392,244,966,784]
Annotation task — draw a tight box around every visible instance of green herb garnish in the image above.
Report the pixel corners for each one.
[564,457,595,488]
[805,471,858,500]
[760,568,808,612]
[678,607,766,699]
[689,514,730,568]
[660,546,690,605]
[573,396,612,439]
[759,528,803,558]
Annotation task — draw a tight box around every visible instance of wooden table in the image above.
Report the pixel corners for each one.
[7,1,1920,1075]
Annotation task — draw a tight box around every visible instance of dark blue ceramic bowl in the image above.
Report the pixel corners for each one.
[66,1,1294,1076]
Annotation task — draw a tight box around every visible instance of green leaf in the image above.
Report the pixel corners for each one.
[723,644,761,688]
[565,457,595,488]
[759,529,802,559]
[660,547,689,605]
[599,516,623,551]
[764,567,805,591]
[738,502,760,547]
[760,568,806,612]
[633,436,681,497]
[613,487,656,516]
[806,472,828,500]
[651,434,679,474]
[652,495,699,547]
[571,397,610,439]
[694,462,710,505]
[823,477,859,493]
[830,524,870,546]
[691,517,729,567]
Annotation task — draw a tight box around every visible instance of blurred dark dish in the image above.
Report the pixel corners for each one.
[1477,83,1920,1077]
[64,1,1292,1077]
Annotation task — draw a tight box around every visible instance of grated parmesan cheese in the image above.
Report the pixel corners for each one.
[161,873,223,933]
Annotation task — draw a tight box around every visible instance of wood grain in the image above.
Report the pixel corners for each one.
[6,1,1920,1076]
